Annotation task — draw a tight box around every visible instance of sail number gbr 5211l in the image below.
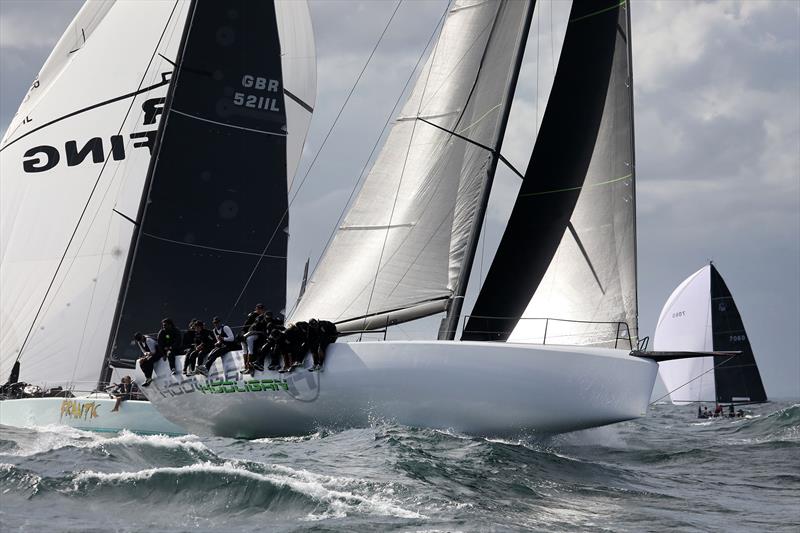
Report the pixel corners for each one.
[232,74,281,112]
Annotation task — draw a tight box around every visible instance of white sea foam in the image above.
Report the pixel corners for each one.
[71,461,426,520]
[2,426,208,457]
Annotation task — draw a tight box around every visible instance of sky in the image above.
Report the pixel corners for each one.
[1,0,798,398]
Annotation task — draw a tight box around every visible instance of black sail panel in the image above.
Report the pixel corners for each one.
[711,265,768,403]
[109,0,288,361]
[463,0,624,341]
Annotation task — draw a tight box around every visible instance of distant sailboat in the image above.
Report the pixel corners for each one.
[0,0,316,433]
[655,263,768,405]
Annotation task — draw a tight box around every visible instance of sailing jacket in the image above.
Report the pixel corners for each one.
[157,326,182,353]
[136,336,159,357]
[213,324,236,345]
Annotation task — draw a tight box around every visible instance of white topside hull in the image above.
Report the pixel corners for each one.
[141,341,658,439]
[0,395,185,435]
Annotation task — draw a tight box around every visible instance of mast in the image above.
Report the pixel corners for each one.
[99,0,198,386]
[437,0,535,340]
[625,0,639,333]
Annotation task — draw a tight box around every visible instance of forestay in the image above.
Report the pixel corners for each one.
[293,0,533,330]
[464,0,638,348]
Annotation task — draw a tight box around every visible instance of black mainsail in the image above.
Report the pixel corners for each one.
[710,264,767,403]
[464,0,637,345]
[106,0,292,366]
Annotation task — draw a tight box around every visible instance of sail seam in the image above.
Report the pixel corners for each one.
[170,109,287,136]
[569,0,626,24]
[518,173,632,198]
[0,75,172,153]
[142,232,286,258]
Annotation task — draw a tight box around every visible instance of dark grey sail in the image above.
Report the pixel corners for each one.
[105,0,290,366]
[464,0,635,343]
[711,264,768,403]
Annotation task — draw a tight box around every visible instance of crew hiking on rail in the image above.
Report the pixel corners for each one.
[133,306,337,385]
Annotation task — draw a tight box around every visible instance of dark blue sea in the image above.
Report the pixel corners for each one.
[1,401,798,532]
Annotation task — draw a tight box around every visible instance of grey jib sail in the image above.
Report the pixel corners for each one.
[710,264,767,403]
[292,0,534,331]
[107,0,290,364]
[464,0,638,347]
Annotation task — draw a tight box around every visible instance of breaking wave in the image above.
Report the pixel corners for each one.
[1,401,797,531]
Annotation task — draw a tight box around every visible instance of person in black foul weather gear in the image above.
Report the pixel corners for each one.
[183,319,198,354]
[279,321,307,373]
[240,304,266,349]
[241,315,269,374]
[184,321,215,375]
[134,332,159,386]
[157,318,182,375]
[202,317,238,375]
[305,319,337,372]
[255,322,284,372]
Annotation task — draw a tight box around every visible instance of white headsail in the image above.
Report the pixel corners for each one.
[293,0,533,330]
[654,265,715,403]
[0,1,190,387]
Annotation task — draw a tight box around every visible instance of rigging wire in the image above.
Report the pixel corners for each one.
[360,6,444,331]
[649,354,737,406]
[225,0,405,322]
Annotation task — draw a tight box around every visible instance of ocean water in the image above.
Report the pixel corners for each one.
[0,401,798,532]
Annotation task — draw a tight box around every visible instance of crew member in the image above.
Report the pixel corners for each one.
[110,375,133,412]
[314,319,338,371]
[240,304,266,353]
[157,318,182,376]
[134,332,159,386]
[241,315,268,374]
[184,321,215,375]
[280,321,308,372]
[202,317,238,375]
[183,319,198,354]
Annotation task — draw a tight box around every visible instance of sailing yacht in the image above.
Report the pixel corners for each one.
[134,0,663,439]
[0,0,316,433]
[655,263,768,405]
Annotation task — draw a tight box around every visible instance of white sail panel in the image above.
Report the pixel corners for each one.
[275,0,316,188]
[654,265,716,404]
[0,1,190,387]
[0,0,116,146]
[294,0,531,326]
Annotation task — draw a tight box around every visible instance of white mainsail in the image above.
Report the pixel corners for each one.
[293,0,532,328]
